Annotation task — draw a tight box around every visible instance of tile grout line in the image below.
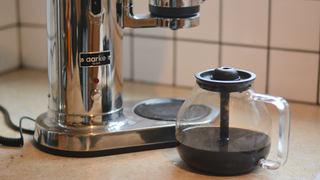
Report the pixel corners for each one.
[177,38,219,44]
[0,24,19,31]
[317,21,320,105]
[130,35,320,54]
[265,0,272,95]
[269,47,319,54]
[16,0,23,68]
[218,0,223,67]
[173,31,177,87]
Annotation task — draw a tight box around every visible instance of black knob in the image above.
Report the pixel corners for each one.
[91,0,101,15]
[211,67,239,81]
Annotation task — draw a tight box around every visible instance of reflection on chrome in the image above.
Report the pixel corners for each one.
[108,121,126,131]
[34,0,205,154]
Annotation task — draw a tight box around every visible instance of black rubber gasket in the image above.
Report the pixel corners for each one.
[134,99,184,121]
[195,69,256,93]
[149,5,199,18]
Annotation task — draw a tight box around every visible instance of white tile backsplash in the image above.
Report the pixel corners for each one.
[270,0,320,51]
[133,28,173,38]
[222,0,269,46]
[133,37,174,85]
[132,2,149,14]
[221,45,268,94]
[176,41,219,87]
[269,50,319,103]
[0,0,319,104]
[0,0,18,27]
[19,0,46,25]
[177,0,220,41]
[20,27,47,69]
[123,28,131,35]
[0,28,20,73]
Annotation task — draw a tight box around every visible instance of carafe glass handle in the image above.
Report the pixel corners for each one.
[252,93,291,170]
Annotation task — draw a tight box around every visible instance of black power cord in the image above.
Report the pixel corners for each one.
[0,105,35,147]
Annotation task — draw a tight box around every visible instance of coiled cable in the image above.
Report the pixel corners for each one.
[0,105,35,147]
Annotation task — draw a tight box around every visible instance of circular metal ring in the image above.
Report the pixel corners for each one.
[149,0,204,8]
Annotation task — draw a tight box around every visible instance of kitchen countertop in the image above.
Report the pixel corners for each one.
[0,69,319,180]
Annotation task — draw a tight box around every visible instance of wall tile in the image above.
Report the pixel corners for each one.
[132,1,173,38]
[221,45,268,93]
[133,37,174,85]
[123,28,131,35]
[20,27,47,69]
[0,0,18,27]
[319,82,320,104]
[222,0,269,46]
[176,41,219,87]
[176,0,220,41]
[132,2,149,14]
[0,28,20,73]
[270,0,320,51]
[133,28,173,38]
[19,0,46,25]
[269,50,319,103]
[123,35,131,80]
[1,0,318,105]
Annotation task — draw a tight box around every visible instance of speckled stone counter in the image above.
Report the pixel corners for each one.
[0,69,319,180]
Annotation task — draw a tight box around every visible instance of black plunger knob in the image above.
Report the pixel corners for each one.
[211,67,239,81]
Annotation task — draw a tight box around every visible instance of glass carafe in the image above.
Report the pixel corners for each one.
[176,67,290,175]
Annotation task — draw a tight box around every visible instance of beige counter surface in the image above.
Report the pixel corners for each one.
[0,69,319,180]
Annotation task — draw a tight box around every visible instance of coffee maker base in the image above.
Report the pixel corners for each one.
[33,99,181,157]
[33,139,177,157]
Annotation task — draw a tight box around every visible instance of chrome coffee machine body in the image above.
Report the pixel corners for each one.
[34,0,205,156]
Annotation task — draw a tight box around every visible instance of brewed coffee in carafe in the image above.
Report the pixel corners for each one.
[176,67,290,175]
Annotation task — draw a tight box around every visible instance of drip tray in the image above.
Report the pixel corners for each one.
[133,98,184,121]
[33,98,219,157]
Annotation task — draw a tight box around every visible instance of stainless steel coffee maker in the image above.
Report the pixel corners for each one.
[34,0,205,156]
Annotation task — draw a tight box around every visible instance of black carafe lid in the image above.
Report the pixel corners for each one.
[195,67,256,92]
